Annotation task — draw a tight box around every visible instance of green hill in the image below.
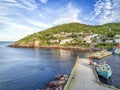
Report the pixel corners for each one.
[10,22,120,48]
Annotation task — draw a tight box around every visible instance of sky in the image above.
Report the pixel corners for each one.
[0,0,120,41]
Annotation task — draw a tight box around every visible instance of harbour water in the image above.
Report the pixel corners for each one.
[0,42,120,90]
[0,42,88,90]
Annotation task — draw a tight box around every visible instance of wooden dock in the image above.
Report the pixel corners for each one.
[90,50,112,59]
[69,58,113,90]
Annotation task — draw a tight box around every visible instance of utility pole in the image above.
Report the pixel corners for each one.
[89,43,93,65]
[109,28,113,49]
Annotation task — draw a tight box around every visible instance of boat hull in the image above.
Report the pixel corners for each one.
[113,48,120,55]
[97,71,112,79]
[114,51,120,55]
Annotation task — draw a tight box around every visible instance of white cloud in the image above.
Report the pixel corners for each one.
[53,3,81,25]
[0,21,40,41]
[44,8,54,14]
[25,19,51,28]
[40,0,48,4]
[16,0,38,10]
[0,0,38,11]
[0,0,16,3]
[0,28,33,41]
[0,14,52,41]
[0,0,51,41]
[91,0,120,24]
[38,13,46,18]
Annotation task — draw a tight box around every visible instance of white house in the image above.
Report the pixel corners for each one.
[83,35,95,43]
[105,40,113,43]
[114,35,120,43]
[65,33,72,36]
[93,34,99,37]
[95,36,102,43]
[60,38,73,44]
[49,40,59,43]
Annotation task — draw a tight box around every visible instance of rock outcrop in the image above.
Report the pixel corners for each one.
[34,41,40,47]
[45,74,69,90]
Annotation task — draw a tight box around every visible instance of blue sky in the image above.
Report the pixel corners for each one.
[0,0,120,41]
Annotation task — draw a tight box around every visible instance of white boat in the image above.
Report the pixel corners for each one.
[113,45,120,55]
[114,48,120,55]
[96,64,112,79]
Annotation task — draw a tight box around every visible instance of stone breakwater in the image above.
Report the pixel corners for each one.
[45,74,69,90]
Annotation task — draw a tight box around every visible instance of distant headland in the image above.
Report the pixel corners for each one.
[9,22,120,49]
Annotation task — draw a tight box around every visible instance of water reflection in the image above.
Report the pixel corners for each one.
[52,49,74,60]
[34,48,40,59]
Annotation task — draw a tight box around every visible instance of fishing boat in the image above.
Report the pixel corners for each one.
[89,43,112,79]
[113,48,120,55]
[113,45,120,55]
[96,64,112,79]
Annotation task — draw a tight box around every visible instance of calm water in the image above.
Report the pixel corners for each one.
[0,42,88,90]
[0,42,120,90]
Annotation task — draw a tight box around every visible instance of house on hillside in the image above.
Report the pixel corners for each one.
[83,34,95,43]
[84,32,90,36]
[53,34,67,37]
[76,32,83,40]
[91,34,102,43]
[114,35,120,43]
[49,40,59,43]
[60,38,73,44]
[95,36,102,43]
[65,32,72,36]
[53,32,72,37]
[83,35,92,43]
[105,39,113,43]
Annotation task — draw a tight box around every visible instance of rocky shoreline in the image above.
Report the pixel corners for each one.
[44,74,69,90]
[9,44,101,52]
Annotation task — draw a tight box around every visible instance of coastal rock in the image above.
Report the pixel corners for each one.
[58,80,65,85]
[34,41,40,47]
[48,81,55,87]
[54,75,62,80]
[46,87,54,90]
[57,86,63,90]
[45,74,69,90]
[60,77,64,81]
[63,74,68,78]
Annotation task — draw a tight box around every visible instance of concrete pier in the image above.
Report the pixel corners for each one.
[69,58,113,90]
[90,50,112,59]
